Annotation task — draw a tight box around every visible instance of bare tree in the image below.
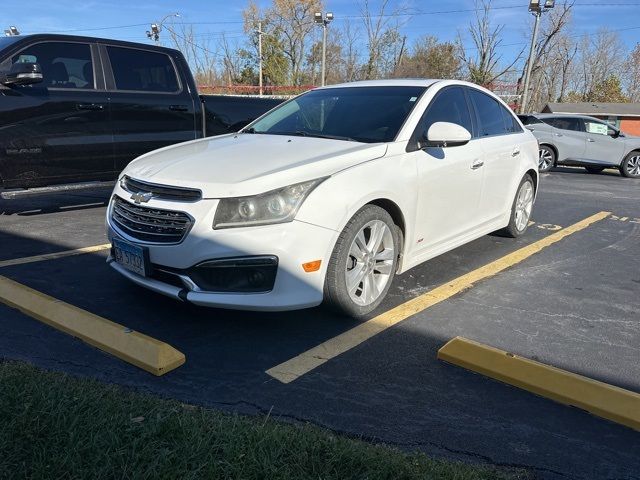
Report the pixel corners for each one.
[166,22,220,85]
[623,43,640,102]
[460,0,524,86]
[519,2,574,111]
[360,0,407,79]
[394,36,461,79]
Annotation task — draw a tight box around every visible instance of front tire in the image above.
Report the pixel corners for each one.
[538,145,555,172]
[324,205,399,318]
[498,174,535,238]
[620,152,640,178]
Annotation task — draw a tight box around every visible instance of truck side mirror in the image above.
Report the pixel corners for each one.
[0,62,43,86]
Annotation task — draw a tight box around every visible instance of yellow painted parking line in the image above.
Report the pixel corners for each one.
[266,211,611,384]
[438,337,640,431]
[0,244,111,269]
[0,276,185,376]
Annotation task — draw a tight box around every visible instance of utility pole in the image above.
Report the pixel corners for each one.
[520,0,555,113]
[257,21,263,96]
[314,12,334,87]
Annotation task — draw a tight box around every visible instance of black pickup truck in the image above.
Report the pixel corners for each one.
[0,34,283,191]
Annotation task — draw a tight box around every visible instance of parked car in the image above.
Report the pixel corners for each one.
[0,34,282,192]
[518,113,640,177]
[106,79,538,317]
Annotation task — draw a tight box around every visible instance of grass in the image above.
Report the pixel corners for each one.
[0,361,527,480]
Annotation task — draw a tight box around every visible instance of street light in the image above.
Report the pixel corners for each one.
[520,0,555,113]
[314,11,334,86]
[4,26,20,36]
[146,13,180,43]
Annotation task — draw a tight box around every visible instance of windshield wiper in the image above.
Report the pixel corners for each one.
[267,130,356,142]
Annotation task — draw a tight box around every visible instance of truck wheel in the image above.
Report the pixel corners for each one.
[620,152,640,178]
[538,145,555,172]
[497,174,535,238]
[324,205,399,318]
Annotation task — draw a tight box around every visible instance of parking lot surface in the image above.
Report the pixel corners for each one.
[1,167,639,479]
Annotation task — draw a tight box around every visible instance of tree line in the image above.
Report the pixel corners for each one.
[166,0,640,111]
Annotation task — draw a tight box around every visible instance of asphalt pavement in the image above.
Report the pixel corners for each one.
[0,167,638,479]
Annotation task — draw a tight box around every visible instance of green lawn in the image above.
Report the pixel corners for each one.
[0,361,527,479]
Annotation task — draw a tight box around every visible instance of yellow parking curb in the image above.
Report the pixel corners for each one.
[0,276,185,376]
[0,244,111,269]
[438,337,640,431]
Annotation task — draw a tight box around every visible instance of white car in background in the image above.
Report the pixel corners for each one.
[106,79,538,317]
[519,113,640,177]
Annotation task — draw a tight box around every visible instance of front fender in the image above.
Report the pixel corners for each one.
[296,151,419,261]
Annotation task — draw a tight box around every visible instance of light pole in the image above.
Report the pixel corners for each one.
[314,11,334,86]
[4,26,19,36]
[146,12,180,44]
[257,21,263,95]
[520,0,555,113]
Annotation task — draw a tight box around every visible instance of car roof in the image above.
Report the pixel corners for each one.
[531,113,611,123]
[1,33,180,55]
[315,79,489,90]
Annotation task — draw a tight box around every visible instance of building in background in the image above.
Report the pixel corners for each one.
[541,103,640,136]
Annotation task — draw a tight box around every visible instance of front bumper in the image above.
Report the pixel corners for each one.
[106,190,338,311]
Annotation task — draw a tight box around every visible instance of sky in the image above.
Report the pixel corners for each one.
[3,0,640,75]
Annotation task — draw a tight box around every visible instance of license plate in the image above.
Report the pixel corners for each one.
[113,238,150,277]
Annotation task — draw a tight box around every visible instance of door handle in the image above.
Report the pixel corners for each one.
[169,105,189,112]
[471,159,484,170]
[554,133,563,137]
[512,148,521,157]
[77,103,104,111]
[587,138,595,142]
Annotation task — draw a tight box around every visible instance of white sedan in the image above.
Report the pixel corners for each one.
[106,79,538,317]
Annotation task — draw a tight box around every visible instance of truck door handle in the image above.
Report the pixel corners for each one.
[77,103,104,111]
[554,133,563,137]
[587,138,595,142]
[471,159,484,170]
[512,148,521,157]
[169,105,189,112]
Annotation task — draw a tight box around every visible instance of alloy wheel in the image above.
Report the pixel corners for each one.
[539,147,553,171]
[626,155,640,176]
[345,220,395,306]
[515,181,534,232]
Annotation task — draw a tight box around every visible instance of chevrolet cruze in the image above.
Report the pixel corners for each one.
[106,79,538,317]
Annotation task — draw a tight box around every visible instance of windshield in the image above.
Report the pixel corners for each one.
[246,86,427,143]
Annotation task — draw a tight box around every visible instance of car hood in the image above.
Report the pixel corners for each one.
[124,133,388,198]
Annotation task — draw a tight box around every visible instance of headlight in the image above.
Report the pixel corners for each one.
[212,178,325,229]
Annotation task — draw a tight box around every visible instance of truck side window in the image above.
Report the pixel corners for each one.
[10,42,94,89]
[107,46,179,93]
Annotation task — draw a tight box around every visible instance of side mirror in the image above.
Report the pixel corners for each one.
[422,122,472,148]
[0,62,43,86]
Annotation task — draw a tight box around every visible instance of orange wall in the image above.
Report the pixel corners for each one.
[620,118,640,136]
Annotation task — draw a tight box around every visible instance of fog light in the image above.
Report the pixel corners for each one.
[188,256,278,293]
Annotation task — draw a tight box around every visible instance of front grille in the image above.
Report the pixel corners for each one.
[110,196,193,244]
[122,176,202,202]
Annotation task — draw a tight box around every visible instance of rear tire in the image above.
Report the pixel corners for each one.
[497,174,535,238]
[323,205,399,318]
[538,145,555,172]
[620,152,640,178]
[584,166,605,174]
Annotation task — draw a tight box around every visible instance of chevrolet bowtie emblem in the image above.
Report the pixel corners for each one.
[131,191,154,204]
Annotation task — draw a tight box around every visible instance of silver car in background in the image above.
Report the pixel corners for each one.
[518,113,640,178]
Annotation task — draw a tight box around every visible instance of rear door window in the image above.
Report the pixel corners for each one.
[107,46,179,92]
[467,88,508,137]
[10,41,94,89]
[542,117,582,132]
